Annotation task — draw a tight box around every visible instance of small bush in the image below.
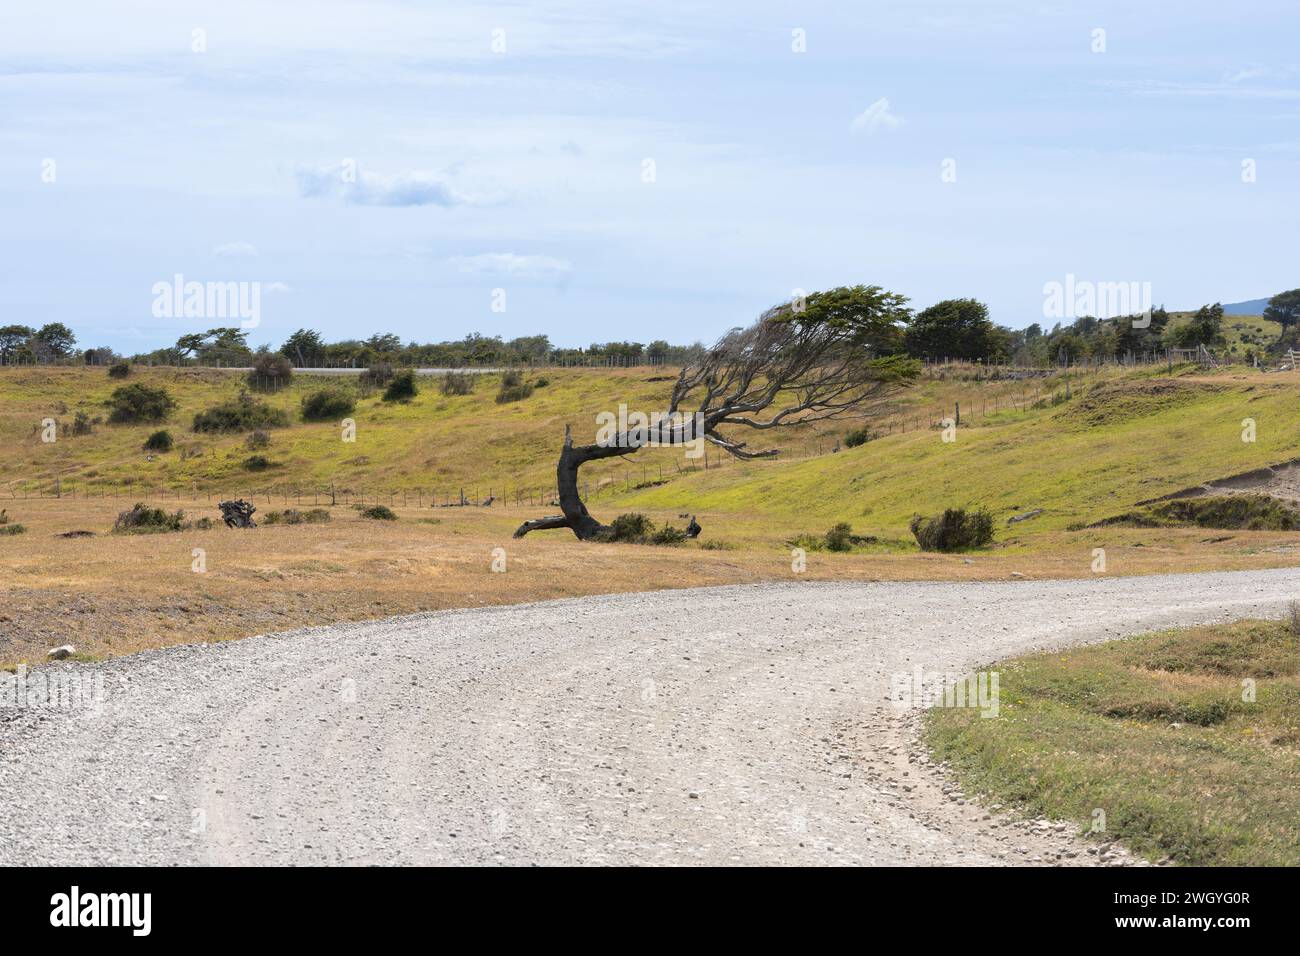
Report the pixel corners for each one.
[496,370,534,404]
[143,430,174,452]
[597,513,688,545]
[534,376,549,388]
[246,430,271,450]
[301,387,356,422]
[0,523,25,536]
[649,525,687,545]
[601,512,654,542]
[359,504,397,520]
[107,361,131,379]
[107,383,176,424]
[382,370,418,402]
[1289,601,1300,636]
[263,508,331,526]
[440,371,475,396]
[68,411,95,436]
[113,503,187,534]
[910,508,995,552]
[360,362,395,387]
[242,454,275,472]
[825,521,855,552]
[789,523,876,553]
[192,393,289,433]
[843,427,874,448]
[247,352,293,392]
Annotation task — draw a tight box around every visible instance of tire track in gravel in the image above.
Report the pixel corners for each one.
[2,568,1297,866]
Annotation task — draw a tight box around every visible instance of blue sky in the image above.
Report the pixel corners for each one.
[2,0,1298,353]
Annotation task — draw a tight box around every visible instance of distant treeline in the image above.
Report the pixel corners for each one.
[3,287,1297,369]
[0,326,707,369]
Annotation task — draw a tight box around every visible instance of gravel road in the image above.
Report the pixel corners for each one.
[3,569,1298,866]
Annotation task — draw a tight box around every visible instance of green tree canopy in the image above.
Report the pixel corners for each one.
[1264,289,1300,336]
[1170,303,1226,349]
[903,298,1007,360]
[34,322,77,358]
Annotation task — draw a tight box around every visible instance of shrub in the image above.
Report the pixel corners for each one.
[113,503,187,534]
[440,371,475,396]
[246,430,271,450]
[143,430,174,452]
[1098,495,1300,532]
[68,411,95,436]
[242,454,275,472]
[192,393,289,432]
[263,508,331,526]
[301,387,356,422]
[382,370,418,402]
[360,362,395,387]
[843,427,874,448]
[247,352,293,392]
[597,513,688,545]
[1151,495,1299,531]
[107,360,131,379]
[0,523,25,536]
[601,512,654,542]
[107,383,176,424]
[910,508,994,552]
[789,523,876,553]
[360,504,397,520]
[825,521,855,552]
[495,369,534,404]
[534,376,549,388]
[649,525,687,545]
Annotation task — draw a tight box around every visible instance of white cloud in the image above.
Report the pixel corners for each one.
[214,241,258,258]
[445,253,571,278]
[296,162,469,207]
[850,97,903,134]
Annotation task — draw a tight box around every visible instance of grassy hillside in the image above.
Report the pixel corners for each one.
[1166,311,1282,357]
[0,363,1086,502]
[621,367,1300,544]
[6,364,1300,551]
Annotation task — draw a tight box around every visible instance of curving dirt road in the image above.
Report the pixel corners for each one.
[3,569,1298,866]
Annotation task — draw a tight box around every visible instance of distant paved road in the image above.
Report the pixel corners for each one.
[3,569,1297,866]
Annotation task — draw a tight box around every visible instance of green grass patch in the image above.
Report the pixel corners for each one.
[925,618,1300,865]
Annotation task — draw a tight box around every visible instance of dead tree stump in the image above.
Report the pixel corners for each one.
[218,499,257,528]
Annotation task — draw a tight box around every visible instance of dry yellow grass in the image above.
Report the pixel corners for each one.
[3,496,1300,668]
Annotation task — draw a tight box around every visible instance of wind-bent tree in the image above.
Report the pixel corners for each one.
[514,286,920,540]
[1263,289,1300,337]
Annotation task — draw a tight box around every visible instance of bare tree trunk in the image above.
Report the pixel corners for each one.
[514,425,634,539]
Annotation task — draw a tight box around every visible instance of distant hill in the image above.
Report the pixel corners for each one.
[1220,297,1271,316]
